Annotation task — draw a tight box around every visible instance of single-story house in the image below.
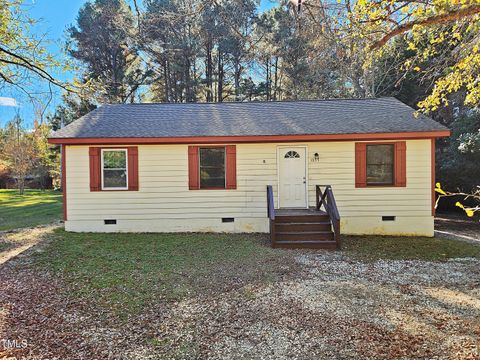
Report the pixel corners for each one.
[48,98,450,249]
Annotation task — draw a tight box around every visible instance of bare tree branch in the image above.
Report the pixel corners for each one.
[0,46,72,92]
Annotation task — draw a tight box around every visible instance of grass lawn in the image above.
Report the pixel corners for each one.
[32,229,480,319]
[342,235,480,261]
[0,189,62,231]
[34,230,302,317]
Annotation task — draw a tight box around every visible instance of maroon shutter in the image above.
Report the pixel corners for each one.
[394,142,407,187]
[355,143,367,188]
[225,145,237,189]
[188,146,200,190]
[127,147,139,191]
[89,147,101,191]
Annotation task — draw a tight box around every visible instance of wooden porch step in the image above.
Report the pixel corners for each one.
[266,186,341,250]
[275,222,332,232]
[273,240,338,249]
[275,215,330,223]
[275,231,334,241]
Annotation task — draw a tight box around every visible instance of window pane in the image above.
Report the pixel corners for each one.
[200,148,225,188]
[103,150,126,169]
[367,145,394,185]
[103,169,127,188]
[284,151,300,158]
[102,150,127,188]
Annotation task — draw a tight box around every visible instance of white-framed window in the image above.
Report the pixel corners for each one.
[101,149,128,190]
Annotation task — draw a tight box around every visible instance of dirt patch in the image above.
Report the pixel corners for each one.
[0,224,59,265]
[435,213,480,243]
[0,264,96,358]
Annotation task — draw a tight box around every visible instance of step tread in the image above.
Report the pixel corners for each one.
[275,240,335,244]
[276,215,329,218]
[274,216,330,223]
[275,231,334,235]
[275,222,332,225]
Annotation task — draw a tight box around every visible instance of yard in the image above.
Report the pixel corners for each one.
[1,224,479,359]
[0,190,62,231]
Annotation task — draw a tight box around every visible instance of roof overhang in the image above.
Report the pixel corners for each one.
[48,130,451,145]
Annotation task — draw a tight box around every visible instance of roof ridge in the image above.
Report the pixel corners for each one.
[99,97,396,107]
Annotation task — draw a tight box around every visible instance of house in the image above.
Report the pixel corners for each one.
[48,98,450,249]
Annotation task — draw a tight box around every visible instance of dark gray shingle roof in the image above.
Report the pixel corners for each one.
[50,97,448,139]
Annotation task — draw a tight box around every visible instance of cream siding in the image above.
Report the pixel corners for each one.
[64,139,434,236]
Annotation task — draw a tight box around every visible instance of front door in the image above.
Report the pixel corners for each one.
[278,147,307,208]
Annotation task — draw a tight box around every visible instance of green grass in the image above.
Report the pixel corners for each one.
[31,228,480,319]
[0,189,62,231]
[0,242,13,252]
[342,235,480,261]
[34,230,301,318]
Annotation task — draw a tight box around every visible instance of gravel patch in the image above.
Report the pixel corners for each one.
[141,253,479,359]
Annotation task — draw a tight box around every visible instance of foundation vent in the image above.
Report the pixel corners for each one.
[382,216,396,221]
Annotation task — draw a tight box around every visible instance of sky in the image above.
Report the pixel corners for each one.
[0,0,278,128]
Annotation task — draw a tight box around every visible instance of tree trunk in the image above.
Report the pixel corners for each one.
[185,56,192,102]
[18,178,25,195]
[218,52,224,103]
[278,68,283,101]
[206,40,213,102]
[192,56,197,102]
[352,76,365,98]
[163,58,169,103]
[273,57,278,101]
[111,49,120,103]
[234,59,241,101]
[266,58,270,101]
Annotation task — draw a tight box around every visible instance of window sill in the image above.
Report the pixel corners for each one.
[99,188,130,191]
[199,187,228,190]
[357,184,406,188]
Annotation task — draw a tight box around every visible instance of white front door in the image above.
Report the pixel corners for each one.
[278,147,307,208]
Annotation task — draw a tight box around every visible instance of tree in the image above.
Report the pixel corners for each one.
[350,0,480,112]
[67,0,148,103]
[0,115,38,194]
[142,0,202,103]
[32,120,61,189]
[435,113,480,194]
[344,0,480,220]
[0,1,66,91]
[219,0,258,101]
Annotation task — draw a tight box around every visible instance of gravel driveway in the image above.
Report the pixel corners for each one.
[136,253,479,359]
